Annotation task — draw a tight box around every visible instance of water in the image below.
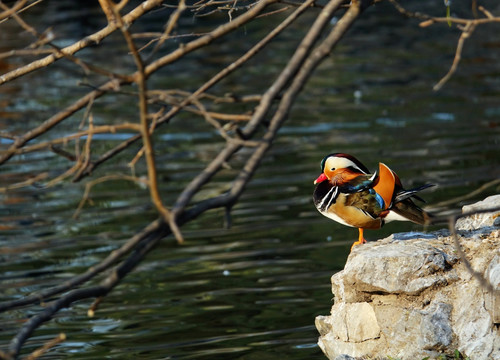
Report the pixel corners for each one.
[1,1,499,359]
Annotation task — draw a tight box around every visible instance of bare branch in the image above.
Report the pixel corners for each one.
[104,0,184,244]
[73,0,294,180]
[0,0,278,170]
[388,0,500,91]
[173,0,364,218]
[12,123,141,156]
[73,174,147,219]
[145,0,187,60]
[431,178,500,209]
[0,79,122,165]
[3,224,164,359]
[0,173,49,193]
[0,0,42,23]
[24,333,66,360]
[433,21,476,91]
[0,219,164,313]
[0,0,29,22]
[0,0,164,85]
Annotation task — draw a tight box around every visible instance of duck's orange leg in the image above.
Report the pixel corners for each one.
[350,228,367,251]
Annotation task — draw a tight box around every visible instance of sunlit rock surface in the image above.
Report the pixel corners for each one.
[316,195,500,360]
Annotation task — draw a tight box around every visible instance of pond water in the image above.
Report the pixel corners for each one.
[0,1,499,359]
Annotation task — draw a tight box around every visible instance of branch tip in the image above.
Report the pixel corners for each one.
[419,19,434,27]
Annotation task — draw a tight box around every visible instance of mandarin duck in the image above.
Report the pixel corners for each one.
[313,153,434,250]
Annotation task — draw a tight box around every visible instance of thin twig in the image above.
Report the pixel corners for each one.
[73,0,285,181]
[190,97,259,146]
[433,21,476,91]
[0,0,164,85]
[172,0,333,217]
[72,113,95,181]
[388,0,500,91]
[4,224,166,359]
[87,297,103,318]
[431,178,500,208]
[0,1,132,81]
[44,161,83,189]
[0,0,42,24]
[73,174,147,219]
[0,79,123,165]
[479,5,494,19]
[23,333,66,360]
[0,0,28,22]
[0,219,163,312]
[145,0,186,60]
[0,0,277,171]
[12,123,141,156]
[0,173,49,193]
[104,0,184,244]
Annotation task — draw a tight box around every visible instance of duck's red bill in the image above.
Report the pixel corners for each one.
[314,173,328,185]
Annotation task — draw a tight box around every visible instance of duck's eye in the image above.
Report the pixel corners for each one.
[330,167,335,171]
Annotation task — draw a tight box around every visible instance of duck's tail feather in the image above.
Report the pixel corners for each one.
[392,200,434,225]
[394,184,435,203]
[390,183,435,225]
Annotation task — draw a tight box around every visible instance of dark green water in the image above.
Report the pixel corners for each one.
[0,1,499,359]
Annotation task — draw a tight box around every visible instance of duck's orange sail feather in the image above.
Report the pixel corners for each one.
[373,163,396,210]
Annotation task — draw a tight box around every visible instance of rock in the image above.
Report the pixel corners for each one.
[326,302,380,342]
[316,196,500,360]
[456,194,500,230]
[486,255,500,324]
[333,355,356,360]
[420,302,452,351]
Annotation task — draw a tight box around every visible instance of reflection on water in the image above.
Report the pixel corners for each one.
[1,1,500,359]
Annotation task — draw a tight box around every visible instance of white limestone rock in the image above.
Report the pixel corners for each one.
[316,195,500,360]
[456,194,500,230]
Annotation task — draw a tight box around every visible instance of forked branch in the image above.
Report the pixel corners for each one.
[388,0,500,90]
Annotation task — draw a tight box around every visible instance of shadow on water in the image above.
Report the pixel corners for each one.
[0,1,500,359]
